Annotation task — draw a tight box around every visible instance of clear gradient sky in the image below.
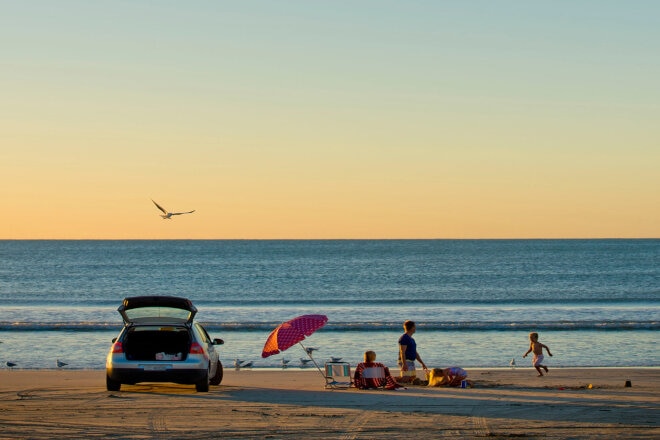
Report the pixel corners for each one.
[2,1,658,239]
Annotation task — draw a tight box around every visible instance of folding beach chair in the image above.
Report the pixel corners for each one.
[324,361,352,389]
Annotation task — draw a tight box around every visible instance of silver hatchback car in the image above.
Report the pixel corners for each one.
[106,296,224,392]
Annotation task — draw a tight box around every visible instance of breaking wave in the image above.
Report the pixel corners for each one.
[1,320,657,332]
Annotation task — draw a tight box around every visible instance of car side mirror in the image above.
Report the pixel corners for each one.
[213,338,224,345]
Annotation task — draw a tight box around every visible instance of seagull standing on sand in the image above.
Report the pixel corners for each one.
[509,358,516,369]
[56,359,68,368]
[300,358,312,367]
[151,199,195,219]
[281,359,290,368]
[6,362,16,369]
[305,347,319,356]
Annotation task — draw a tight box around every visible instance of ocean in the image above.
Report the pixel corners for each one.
[0,239,658,370]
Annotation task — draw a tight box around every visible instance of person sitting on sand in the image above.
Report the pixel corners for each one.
[427,367,471,387]
[353,351,404,390]
[522,332,553,376]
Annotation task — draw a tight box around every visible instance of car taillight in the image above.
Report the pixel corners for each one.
[189,342,204,354]
[111,342,124,353]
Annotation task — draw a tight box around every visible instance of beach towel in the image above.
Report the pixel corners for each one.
[353,362,403,390]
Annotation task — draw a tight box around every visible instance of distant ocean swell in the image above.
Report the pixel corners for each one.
[2,320,657,332]
[0,297,658,306]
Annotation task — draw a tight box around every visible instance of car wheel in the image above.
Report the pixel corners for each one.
[196,370,210,392]
[210,360,223,385]
[106,374,121,391]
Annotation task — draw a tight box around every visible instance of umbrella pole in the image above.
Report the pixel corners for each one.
[299,342,330,385]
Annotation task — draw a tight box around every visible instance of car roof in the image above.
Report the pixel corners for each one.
[118,296,197,325]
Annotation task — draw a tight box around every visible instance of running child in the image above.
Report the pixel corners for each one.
[522,332,553,376]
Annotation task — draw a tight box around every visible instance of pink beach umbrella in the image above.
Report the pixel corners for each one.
[262,314,329,382]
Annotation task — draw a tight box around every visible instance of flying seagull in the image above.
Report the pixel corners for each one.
[151,199,195,219]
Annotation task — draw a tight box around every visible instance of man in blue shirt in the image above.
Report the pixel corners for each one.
[398,320,428,383]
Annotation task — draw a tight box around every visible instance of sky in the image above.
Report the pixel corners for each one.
[1,1,659,239]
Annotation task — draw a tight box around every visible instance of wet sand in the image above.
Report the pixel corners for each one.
[0,368,658,439]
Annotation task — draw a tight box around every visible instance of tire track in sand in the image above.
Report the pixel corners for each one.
[338,410,373,440]
[149,409,168,437]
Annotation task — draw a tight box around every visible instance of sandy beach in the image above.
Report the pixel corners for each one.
[0,367,658,439]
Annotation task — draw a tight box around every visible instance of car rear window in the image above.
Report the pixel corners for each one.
[124,306,192,323]
[130,326,187,332]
